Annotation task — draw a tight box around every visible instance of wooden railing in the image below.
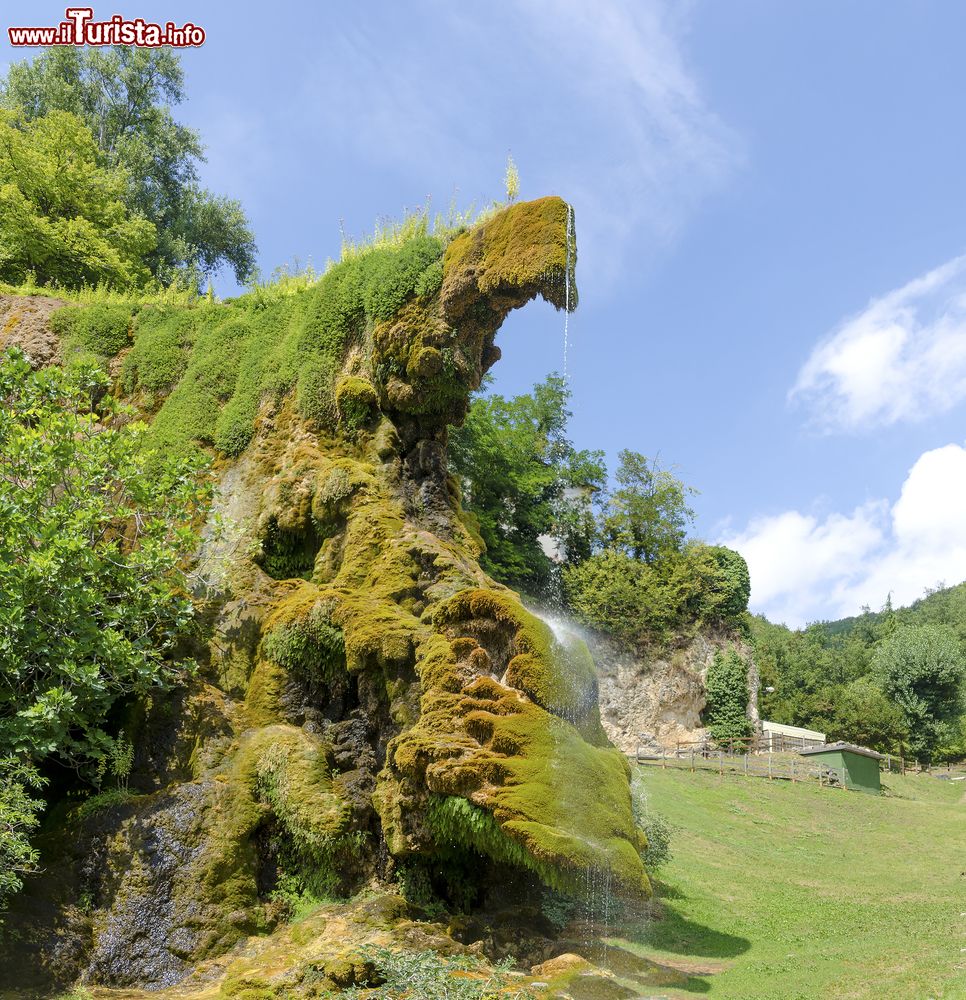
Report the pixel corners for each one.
[633,741,844,785]
[634,735,965,784]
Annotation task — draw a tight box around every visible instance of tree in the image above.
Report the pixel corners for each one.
[0,759,45,911]
[563,549,671,646]
[0,108,156,288]
[1,47,256,284]
[873,624,966,762]
[703,649,752,744]
[0,348,209,778]
[449,375,605,594]
[822,678,908,751]
[602,451,696,564]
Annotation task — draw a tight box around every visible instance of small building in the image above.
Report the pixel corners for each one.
[799,741,884,794]
[761,720,826,752]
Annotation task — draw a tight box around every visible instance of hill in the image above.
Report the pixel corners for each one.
[752,582,966,761]
[617,765,966,999]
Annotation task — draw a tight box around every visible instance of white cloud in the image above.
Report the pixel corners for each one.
[792,255,966,430]
[305,0,739,288]
[721,443,966,627]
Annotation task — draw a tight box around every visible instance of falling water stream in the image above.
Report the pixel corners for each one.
[525,604,679,998]
[527,604,616,940]
[563,202,573,381]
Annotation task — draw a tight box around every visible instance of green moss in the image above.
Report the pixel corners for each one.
[335,375,378,430]
[439,588,603,734]
[427,794,552,882]
[262,590,346,681]
[358,236,444,320]
[51,302,136,359]
[247,726,349,843]
[442,196,576,317]
[121,306,197,393]
[257,516,323,581]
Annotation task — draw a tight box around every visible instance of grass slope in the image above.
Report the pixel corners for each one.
[618,767,965,999]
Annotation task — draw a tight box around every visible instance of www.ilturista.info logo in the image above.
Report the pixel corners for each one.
[8,7,205,47]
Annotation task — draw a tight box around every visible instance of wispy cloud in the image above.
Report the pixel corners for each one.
[721,443,966,627]
[304,0,740,288]
[792,255,966,431]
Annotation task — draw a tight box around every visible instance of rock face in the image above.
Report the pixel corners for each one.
[0,293,65,366]
[592,629,760,753]
[0,198,651,991]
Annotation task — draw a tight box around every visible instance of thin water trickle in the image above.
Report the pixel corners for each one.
[563,202,573,381]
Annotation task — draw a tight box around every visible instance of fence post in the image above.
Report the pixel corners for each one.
[690,747,694,773]
[661,747,666,770]
[768,755,773,780]
[719,751,723,777]
[791,759,796,783]
[743,753,748,777]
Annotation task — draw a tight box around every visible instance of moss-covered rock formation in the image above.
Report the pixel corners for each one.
[0,197,649,992]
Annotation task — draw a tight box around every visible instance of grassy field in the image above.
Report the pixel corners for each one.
[614,766,966,1000]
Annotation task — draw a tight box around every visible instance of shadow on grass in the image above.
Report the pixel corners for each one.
[619,894,751,960]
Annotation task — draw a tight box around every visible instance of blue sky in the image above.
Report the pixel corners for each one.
[5,1,966,627]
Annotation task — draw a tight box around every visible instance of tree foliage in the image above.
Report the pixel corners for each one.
[0,758,45,911]
[449,375,605,594]
[873,624,965,762]
[0,108,156,288]
[602,450,696,564]
[702,649,752,744]
[563,543,750,649]
[0,349,209,772]
[1,47,256,284]
[750,593,966,759]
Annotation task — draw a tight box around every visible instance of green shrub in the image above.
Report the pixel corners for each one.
[563,549,676,647]
[75,787,138,821]
[52,302,136,359]
[703,649,753,743]
[121,307,198,393]
[0,349,209,827]
[630,772,673,872]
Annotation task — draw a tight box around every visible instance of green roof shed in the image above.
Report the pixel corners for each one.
[799,742,883,794]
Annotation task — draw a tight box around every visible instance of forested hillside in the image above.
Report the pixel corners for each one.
[753,583,966,761]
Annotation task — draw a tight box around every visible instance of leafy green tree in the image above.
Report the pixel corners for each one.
[1,47,256,284]
[703,649,752,744]
[822,678,908,751]
[602,451,696,564]
[0,758,45,911]
[873,624,966,762]
[449,375,605,594]
[0,108,156,288]
[0,348,209,776]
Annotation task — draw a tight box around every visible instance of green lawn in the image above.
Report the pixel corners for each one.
[613,767,966,1000]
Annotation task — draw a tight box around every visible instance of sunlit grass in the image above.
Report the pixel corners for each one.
[619,766,965,999]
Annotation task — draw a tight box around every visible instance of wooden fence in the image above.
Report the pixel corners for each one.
[633,736,966,788]
[633,743,845,787]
